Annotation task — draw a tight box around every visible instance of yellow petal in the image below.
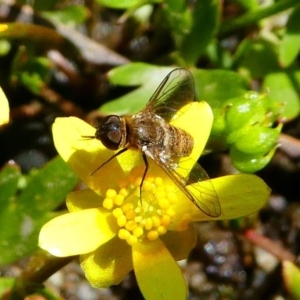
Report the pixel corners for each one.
[132,239,187,300]
[0,87,9,125]
[80,236,132,288]
[171,101,213,176]
[39,208,117,256]
[169,174,270,227]
[200,174,270,221]
[282,261,300,299]
[66,189,102,212]
[161,225,197,261]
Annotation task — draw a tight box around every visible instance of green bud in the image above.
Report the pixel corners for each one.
[234,126,280,155]
[225,93,267,132]
[230,145,277,173]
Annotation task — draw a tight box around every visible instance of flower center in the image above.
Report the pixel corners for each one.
[102,168,177,246]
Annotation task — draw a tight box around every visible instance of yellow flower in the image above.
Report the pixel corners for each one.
[0,87,9,125]
[39,102,270,300]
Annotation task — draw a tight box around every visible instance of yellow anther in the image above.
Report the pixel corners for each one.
[112,208,123,218]
[118,229,130,240]
[145,218,153,230]
[122,202,134,213]
[147,230,159,241]
[166,207,175,217]
[135,206,143,214]
[154,177,163,186]
[166,185,175,193]
[125,220,137,231]
[161,215,171,226]
[127,234,138,245]
[117,215,127,227]
[119,188,129,197]
[147,177,154,183]
[158,198,170,209]
[105,172,179,246]
[167,192,177,204]
[152,215,161,227]
[114,194,124,206]
[106,189,117,198]
[155,190,166,199]
[133,226,144,237]
[143,180,154,192]
[135,215,143,224]
[125,210,136,220]
[148,205,154,212]
[103,198,114,210]
[157,226,167,235]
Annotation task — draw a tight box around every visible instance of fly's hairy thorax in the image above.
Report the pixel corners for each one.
[125,112,194,161]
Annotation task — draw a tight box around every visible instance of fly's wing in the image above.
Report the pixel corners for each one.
[152,153,221,217]
[185,162,221,217]
[143,68,195,122]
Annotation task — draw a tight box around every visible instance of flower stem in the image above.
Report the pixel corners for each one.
[219,0,299,36]
[243,229,296,263]
[8,250,75,300]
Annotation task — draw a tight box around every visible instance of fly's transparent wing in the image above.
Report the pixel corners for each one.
[185,163,221,217]
[143,68,195,122]
[153,153,221,217]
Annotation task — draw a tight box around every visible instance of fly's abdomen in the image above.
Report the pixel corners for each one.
[165,124,194,158]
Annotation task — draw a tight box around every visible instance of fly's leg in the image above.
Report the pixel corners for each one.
[90,147,128,176]
[140,152,149,203]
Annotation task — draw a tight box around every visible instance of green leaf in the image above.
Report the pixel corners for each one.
[263,71,300,120]
[192,69,248,107]
[162,0,192,49]
[235,38,279,79]
[180,0,220,65]
[0,156,78,265]
[279,6,300,67]
[101,63,174,115]
[95,0,150,9]
[11,54,52,95]
[17,156,78,213]
[43,5,89,26]
[233,0,259,10]
[0,277,15,296]
[18,0,59,10]
[0,164,21,208]
[102,64,248,115]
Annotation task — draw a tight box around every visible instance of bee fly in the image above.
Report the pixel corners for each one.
[83,68,221,217]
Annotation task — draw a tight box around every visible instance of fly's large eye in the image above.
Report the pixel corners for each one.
[96,115,122,150]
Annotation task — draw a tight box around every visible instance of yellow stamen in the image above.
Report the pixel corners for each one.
[133,226,144,237]
[103,198,114,210]
[147,230,159,240]
[117,215,127,227]
[114,194,124,206]
[127,234,138,245]
[152,215,161,227]
[125,220,137,231]
[102,168,187,245]
[106,189,117,198]
[118,228,130,240]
